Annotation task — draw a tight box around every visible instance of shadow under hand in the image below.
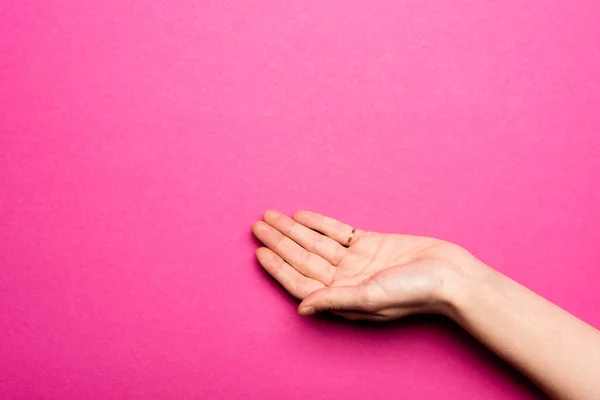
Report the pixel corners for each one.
[310,313,547,399]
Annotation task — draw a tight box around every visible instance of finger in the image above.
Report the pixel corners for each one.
[297,285,376,316]
[293,211,362,246]
[256,248,324,299]
[252,221,335,284]
[263,210,345,266]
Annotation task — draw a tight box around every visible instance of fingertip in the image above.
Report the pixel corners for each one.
[266,208,290,220]
[255,247,266,258]
[256,246,277,261]
[251,220,265,234]
[298,306,316,316]
[297,290,321,315]
[263,209,278,221]
[292,210,307,222]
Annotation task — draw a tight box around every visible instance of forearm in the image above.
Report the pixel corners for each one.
[447,267,600,400]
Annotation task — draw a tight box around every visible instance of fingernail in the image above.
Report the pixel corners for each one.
[299,306,316,316]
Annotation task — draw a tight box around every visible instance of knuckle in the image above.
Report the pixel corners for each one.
[309,234,322,253]
[291,281,303,297]
[286,221,297,236]
[274,235,286,252]
[300,251,312,271]
[325,299,341,311]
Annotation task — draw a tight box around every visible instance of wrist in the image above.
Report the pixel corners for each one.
[437,260,496,321]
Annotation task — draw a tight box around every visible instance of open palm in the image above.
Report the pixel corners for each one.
[252,210,483,321]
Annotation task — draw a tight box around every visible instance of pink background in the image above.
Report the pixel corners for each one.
[1,1,600,399]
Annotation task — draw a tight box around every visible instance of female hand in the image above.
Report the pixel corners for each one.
[252,210,490,321]
[253,210,600,399]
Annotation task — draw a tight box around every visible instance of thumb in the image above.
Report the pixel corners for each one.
[298,285,373,316]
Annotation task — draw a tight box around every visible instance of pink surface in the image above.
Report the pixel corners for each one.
[1,1,600,399]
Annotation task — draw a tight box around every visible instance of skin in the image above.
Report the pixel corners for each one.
[252,210,600,400]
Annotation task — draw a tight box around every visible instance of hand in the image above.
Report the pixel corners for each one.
[252,210,490,321]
